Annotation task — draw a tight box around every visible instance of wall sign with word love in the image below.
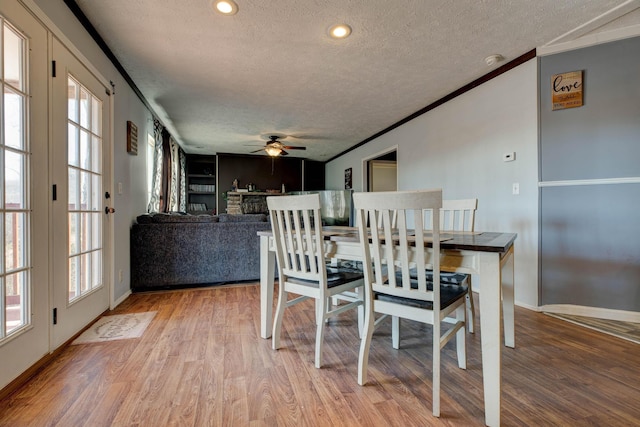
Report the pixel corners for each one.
[551,70,583,111]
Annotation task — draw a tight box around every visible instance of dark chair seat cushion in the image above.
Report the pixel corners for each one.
[376,274,467,310]
[287,266,364,288]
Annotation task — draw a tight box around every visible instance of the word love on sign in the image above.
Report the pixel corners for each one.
[551,70,583,111]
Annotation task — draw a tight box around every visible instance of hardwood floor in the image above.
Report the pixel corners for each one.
[1,283,639,426]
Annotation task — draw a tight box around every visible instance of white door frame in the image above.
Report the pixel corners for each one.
[23,0,116,316]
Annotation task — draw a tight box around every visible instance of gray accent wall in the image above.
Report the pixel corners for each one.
[539,36,640,310]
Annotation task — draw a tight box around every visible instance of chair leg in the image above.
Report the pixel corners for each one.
[466,278,475,333]
[325,297,332,323]
[357,303,364,339]
[456,305,467,370]
[433,319,441,417]
[357,299,375,386]
[392,315,400,349]
[272,285,287,351]
[315,296,327,368]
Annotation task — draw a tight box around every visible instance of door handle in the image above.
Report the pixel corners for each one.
[105,207,116,214]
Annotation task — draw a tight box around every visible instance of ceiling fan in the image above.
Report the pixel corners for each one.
[250,135,306,157]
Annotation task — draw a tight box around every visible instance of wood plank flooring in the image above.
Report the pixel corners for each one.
[1,282,640,426]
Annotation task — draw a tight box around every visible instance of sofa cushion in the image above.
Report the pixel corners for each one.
[137,213,218,223]
[136,214,155,224]
[218,213,267,223]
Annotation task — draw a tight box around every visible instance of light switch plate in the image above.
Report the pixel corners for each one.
[503,152,516,162]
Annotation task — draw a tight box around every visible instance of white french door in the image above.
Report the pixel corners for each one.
[0,0,49,389]
[51,37,111,349]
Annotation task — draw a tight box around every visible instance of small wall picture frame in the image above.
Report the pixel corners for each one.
[345,167,352,189]
[127,120,138,155]
[551,70,583,110]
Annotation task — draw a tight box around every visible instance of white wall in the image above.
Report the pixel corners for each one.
[32,0,153,303]
[326,60,539,308]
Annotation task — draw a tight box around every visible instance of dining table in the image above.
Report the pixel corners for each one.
[257,226,516,427]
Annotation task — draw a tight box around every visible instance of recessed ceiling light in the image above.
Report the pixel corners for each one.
[212,0,238,15]
[328,24,352,39]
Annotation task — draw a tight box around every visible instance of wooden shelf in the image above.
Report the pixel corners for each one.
[187,155,217,214]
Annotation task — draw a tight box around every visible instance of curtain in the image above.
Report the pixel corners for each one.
[168,136,186,212]
[178,149,186,212]
[147,120,164,212]
[147,120,187,212]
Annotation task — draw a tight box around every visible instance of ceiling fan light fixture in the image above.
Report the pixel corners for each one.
[265,146,282,157]
[328,24,352,39]
[212,0,238,15]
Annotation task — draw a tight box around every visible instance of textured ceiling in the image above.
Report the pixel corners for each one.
[74,0,632,161]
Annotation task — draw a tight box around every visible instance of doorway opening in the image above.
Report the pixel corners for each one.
[365,149,397,192]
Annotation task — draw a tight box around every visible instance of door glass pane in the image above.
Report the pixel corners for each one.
[91,136,101,173]
[3,25,24,90]
[3,87,24,150]
[69,213,78,255]
[1,19,30,340]
[68,256,78,300]
[91,97,101,135]
[91,213,101,250]
[68,78,78,123]
[67,76,103,303]
[80,213,90,253]
[5,272,26,335]
[80,253,90,294]
[68,168,78,210]
[80,170,89,211]
[68,123,79,167]
[79,88,89,129]
[5,150,25,209]
[91,250,101,289]
[91,174,100,211]
[5,212,26,271]
[80,129,90,170]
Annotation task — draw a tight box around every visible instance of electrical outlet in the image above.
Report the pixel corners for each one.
[118,182,123,194]
[118,269,123,282]
[512,183,520,195]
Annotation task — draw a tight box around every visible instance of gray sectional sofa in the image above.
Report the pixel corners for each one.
[130,212,272,291]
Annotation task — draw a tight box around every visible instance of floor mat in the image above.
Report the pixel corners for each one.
[72,311,156,344]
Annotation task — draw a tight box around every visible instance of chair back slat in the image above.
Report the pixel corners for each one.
[354,189,442,306]
[429,198,477,232]
[268,194,326,283]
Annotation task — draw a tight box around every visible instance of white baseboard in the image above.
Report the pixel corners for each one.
[472,289,540,313]
[539,304,640,323]
[111,290,132,310]
[515,301,540,312]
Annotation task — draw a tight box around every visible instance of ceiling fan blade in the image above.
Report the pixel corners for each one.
[250,149,265,153]
[280,150,289,156]
[282,145,306,150]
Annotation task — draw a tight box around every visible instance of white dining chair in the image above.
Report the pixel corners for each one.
[268,194,364,368]
[417,198,478,334]
[353,189,467,417]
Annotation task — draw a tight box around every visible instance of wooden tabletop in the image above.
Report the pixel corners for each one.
[258,226,517,253]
